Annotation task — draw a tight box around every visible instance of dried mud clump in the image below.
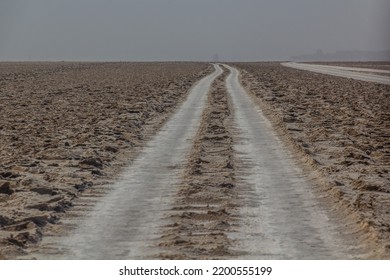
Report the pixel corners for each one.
[0,62,212,258]
[158,68,238,259]
[233,62,390,253]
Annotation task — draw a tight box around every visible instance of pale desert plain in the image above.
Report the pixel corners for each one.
[0,61,389,259]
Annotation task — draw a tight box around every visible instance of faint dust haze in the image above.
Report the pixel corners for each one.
[0,0,389,61]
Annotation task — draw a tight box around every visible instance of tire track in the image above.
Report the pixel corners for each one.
[224,64,375,259]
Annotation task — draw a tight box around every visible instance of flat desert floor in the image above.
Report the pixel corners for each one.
[0,62,389,259]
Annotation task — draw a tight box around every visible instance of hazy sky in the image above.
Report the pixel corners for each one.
[0,0,389,61]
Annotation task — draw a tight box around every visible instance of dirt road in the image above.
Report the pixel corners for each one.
[26,64,381,259]
[283,62,390,85]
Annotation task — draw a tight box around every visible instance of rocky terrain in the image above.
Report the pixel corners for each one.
[0,62,211,259]
[232,62,390,254]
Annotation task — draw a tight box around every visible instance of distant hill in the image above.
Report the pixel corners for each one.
[291,50,390,62]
